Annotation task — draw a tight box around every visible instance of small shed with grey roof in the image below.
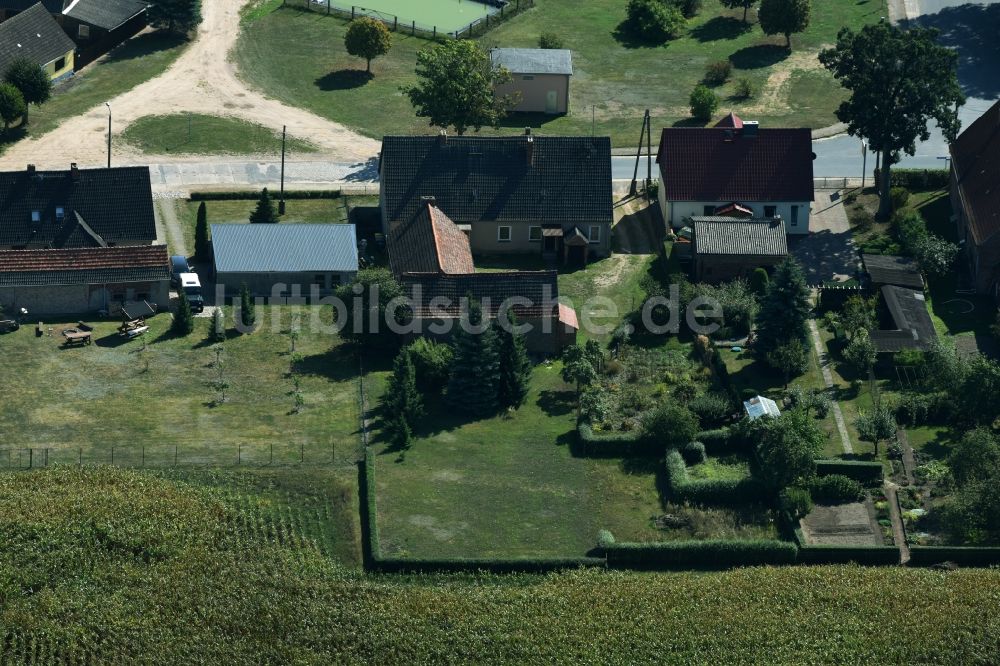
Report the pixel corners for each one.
[211,224,358,298]
[862,254,924,290]
[870,285,937,353]
[692,217,788,282]
[490,47,572,114]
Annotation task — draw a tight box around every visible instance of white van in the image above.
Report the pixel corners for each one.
[179,272,205,312]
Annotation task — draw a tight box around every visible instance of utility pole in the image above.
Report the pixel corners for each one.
[279,125,287,215]
[629,111,650,197]
[861,139,867,190]
[105,102,111,168]
[645,109,652,199]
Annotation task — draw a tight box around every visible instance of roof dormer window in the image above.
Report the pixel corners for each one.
[30,210,40,223]
[55,207,65,221]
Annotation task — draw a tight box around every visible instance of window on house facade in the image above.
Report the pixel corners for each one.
[588,226,601,243]
[54,57,65,71]
[764,205,777,218]
[498,226,512,242]
[55,207,65,221]
[30,210,40,223]
[790,205,799,226]
[529,226,542,242]
[78,24,89,39]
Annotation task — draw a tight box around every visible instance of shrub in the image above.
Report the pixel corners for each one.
[695,428,738,455]
[604,539,798,569]
[689,84,719,122]
[597,529,616,549]
[671,0,703,17]
[643,403,699,448]
[815,460,884,485]
[779,486,813,519]
[664,450,769,504]
[809,474,864,504]
[681,441,707,465]
[580,386,612,425]
[407,338,453,393]
[626,0,686,42]
[672,382,698,404]
[889,187,910,212]
[734,77,754,99]
[539,31,564,49]
[874,168,949,191]
[688,392,731,427]
[704,60,732,85]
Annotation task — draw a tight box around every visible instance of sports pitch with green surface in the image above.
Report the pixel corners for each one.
[336,0,493,32]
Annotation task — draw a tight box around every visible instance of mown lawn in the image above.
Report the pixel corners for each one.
[119,113,318,156]
[1,31,188,152]
[0,306,360,465]
[235,0,881,146]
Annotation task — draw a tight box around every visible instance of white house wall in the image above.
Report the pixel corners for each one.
[660,194,811,234]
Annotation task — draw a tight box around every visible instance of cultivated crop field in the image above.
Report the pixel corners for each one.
[1,466,999,664]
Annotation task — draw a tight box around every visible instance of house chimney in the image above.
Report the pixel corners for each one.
[743,121,759,138]
[526,135,535,166]
[70,163,79,180]
[26,164,35,176]
[524,127,531,136]
[437,129,447,146]
[421,195,436,207]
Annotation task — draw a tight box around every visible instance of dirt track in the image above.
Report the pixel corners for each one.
[0,0,380,170]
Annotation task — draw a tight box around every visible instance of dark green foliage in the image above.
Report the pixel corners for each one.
[892,211,959,278]
[873,168,950,191]
[751,409,823,490]
[682,278,757,339]
[689,84,718,121]
[605,539,798,569]
[344,16,392,73]
[580,386,612,425]
[820,23,964,218]
[815,460,884,484]
[576,423,660,458]
[889,187,910,211]
[539,32,563,49]
[381,349,423,448]
[172,292,194,336]
[720,0,759,22]
[403,39,515,135]
[671,0,703,19]
[796,544,901,565]
[406,338,453,393]
[626,0,686,42]
[3,57,51,122]
[644,403,699,448]
[755,258,811,358]
[841,295,877,341]
[664,450,769,504]
[0,82,25,130]
[938,429,1000,545]
[210,308,225,343]
[854,403,896,456]
[681,441,707,465]
[749,268,769,297]
[672,382,698,404]
[561,344,598,394]
[446,299,500,416]
[844,330,877,374]
[704,60,732,85]
[190,190,342,201]
[194,201,209,261]
[808,475,863,504]
[948,429,1000,488]
[695,427,740,455]
[249,188,279,223]
[766,339,808,386]
[688,392,731,427]
[758,0,810,48]
[497,315,532,409]
[148,0,201,34]
[779,486,813,519]
[908,546,1000,567]
[239,282,256,330]
[335,268,407,349]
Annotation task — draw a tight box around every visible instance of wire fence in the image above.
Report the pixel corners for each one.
[283,0,534,39]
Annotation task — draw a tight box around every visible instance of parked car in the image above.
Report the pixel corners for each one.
[171,255,192,287]
[179,272,205,313]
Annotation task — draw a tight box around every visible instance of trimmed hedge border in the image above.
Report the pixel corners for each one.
[664,450,770,505]
[576,423,659,458]
[605,539,797,569]
[872,168,949,191]
[908,547,1000,568]
[797,545,900,566]
[189,190,343,201]
[815,460,884,485]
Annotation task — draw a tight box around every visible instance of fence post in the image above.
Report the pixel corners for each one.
[393,16,397,31]
[270,442,273,465]
[111,446,114,466]
[28,448,32,469]
[412,20,415,36]
[78,447,82,466]
[141,446,145,467]
[238,444,242,465]
[351,6,355,19]
[301,443,304,463]
[174,445,178,466]
[327,0,330,14]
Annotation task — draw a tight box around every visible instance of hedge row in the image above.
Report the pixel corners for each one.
[605,539,797,569]
[908,547,1000,568]
[189,190,343,201]
[872,168,949,191]
[664,450,770,505]
[815,460,884,485]
[797,545,901,566]
[694,427,749,455]
[361,449,380,566]
[576,423,660,458]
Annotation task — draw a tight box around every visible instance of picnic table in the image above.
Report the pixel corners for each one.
[61,328,92,346]
[119,318,145,334]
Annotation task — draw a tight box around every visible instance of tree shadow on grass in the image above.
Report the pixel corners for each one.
[671,117,707,127]
[104,30,188,63]
[729,44,789,70]
[537,389,576,417]
[690,16,752,42]
[315,69,373,91]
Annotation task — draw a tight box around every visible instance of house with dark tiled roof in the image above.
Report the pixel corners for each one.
[950,100,1000,302]
[490,47,572,114]
[379,131,613,265]
[387,197,577,353]
[0,164,157,250]
[0,3,74,81]
[692,216,788,282]
[656,113,814,235]
[0,244,169,314]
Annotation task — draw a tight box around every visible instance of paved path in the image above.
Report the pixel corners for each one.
[144,159,379,192]
[885,484,912,564]
[789,190,859,286]
[808,319,854,455]
[896,428,917,485]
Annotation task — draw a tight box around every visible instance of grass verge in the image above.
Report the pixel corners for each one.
[119,113,318,155]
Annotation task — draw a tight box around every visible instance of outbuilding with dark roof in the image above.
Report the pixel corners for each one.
[379,131,612,264]
[692,216,788,281]
[0,3,75,81]
[491,47,572,114]
[862,254,924,290]
[870,285,937,353]
[656,113,814,234]
[0,164,157,250]
[0,244,169,314]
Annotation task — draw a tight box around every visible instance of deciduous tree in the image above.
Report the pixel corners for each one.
[403,40,516,135]
[752,409,823,490]
[689,84,719,122]
[3,58,51,123]
[819,23,964,219]
[758,0,810,49]
[561,344,598,395]
[844,329,877,375]
[767,339,808,387]
[335,268,408,349]
[643,403,699,449]
[0,83,25,131]
[720,0,758,23]
[148,0,201,34]
[855,403,896,456]
[344,17,392,74]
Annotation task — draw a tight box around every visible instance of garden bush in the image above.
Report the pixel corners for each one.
[671,0,703,17]
[815,460,883,485]
[734,78,754,99]
[664,450,770,504]
[689,85,719,122]
[605,539,798,569]
[889,187,910,212]
[808,474,864,504]
[597,529,616,548]
[704,60,732,85]
[874,168,949,191]
[908,546,1000,567]
[626,0,686,42]
[779,486,813,519]
[407,338,453,393]
[681,441,707,465]
[796,545,901,565]
[689,392,731,428]
[695,427,738,455]
[539,32,563,49]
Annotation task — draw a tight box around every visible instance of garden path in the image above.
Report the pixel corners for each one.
[807,319,853,455]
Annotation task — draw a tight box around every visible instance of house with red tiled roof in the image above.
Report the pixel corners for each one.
[387,197,577,353]
[950,100,1000,302]
[655,113,814,235]
[0,244,169,314]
